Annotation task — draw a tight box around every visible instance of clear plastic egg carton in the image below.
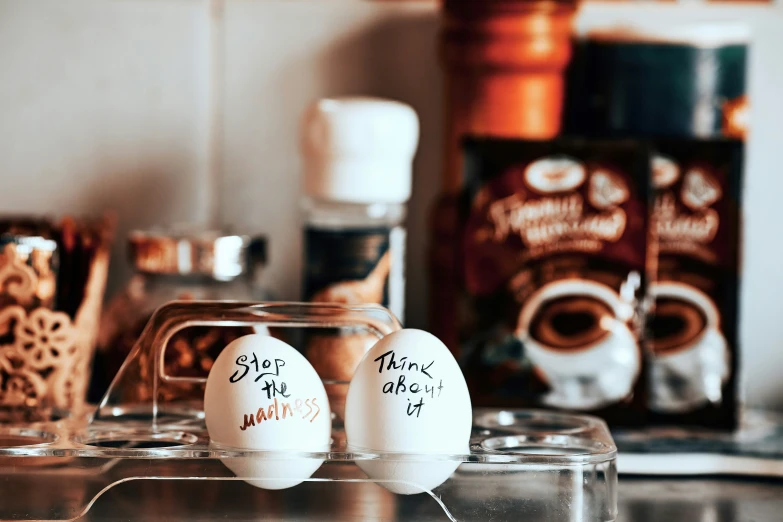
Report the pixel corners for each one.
[0,302,618,521]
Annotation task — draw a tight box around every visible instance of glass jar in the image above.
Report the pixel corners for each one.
[90,228,268,404]
[0,216,113,422]
[299,97,418,325]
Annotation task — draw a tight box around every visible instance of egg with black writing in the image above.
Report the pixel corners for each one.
[204,334,331,489]
[345,329,472,494]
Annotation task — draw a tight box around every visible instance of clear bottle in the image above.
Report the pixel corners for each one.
[299,97,419,324]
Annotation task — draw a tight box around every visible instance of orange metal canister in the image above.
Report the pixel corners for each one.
[431,0,578,351]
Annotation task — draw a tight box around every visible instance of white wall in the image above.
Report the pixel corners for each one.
[0,0,781,408]
[0,0,217,288]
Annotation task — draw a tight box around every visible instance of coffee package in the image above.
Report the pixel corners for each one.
[646,140,743,429]
[457,138,651,425]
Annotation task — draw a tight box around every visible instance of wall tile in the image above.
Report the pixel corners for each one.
[0,0,215,291]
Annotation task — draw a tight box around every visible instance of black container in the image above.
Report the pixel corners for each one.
[565,24,749,139]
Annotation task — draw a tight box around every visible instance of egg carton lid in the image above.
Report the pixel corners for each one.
[0,301,618,522]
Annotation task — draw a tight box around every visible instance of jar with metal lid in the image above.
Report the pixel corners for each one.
[90,228,269,404]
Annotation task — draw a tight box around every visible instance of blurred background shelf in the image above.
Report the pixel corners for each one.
[0,0,781,407]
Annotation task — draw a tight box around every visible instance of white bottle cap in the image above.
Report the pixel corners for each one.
[300,97,419,204]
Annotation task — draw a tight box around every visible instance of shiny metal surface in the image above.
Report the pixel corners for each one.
[70,476,783,521]
[128,228,252,281]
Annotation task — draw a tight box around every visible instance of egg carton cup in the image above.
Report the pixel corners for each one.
[0,301,618,522]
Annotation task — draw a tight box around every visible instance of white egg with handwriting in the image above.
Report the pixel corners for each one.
[345,329,472,494]
[204,334,331,489]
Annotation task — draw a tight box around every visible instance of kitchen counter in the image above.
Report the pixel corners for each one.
[72,475,783,521]
[618,477,783,522]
